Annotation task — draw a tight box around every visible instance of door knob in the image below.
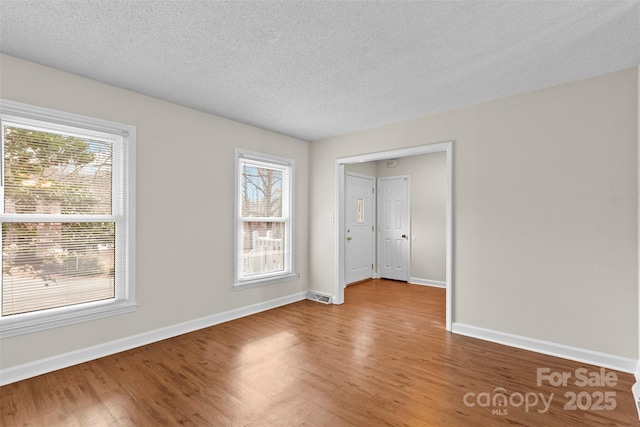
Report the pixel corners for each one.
[347,236,352,241]
[401,234,407,239]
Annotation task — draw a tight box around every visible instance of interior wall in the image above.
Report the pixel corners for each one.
[376,153,447,283]
[0,54,310,370]
[309,67,639,359]
[345,162,377,177]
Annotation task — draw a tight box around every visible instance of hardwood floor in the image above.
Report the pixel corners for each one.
[1,279,637,426]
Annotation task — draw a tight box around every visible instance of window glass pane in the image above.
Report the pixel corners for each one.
[2,222,115,316]
[3,125,112,215]
[241,221,284,277]
[357,198,364,223]
[241,163,282,217]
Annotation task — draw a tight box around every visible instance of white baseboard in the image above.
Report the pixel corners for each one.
[633,360,640,420]
[452,322,638,374]
[409,277,446,288]
[632,382,640,420]
[0,291,307,386]
[634,360,640,419]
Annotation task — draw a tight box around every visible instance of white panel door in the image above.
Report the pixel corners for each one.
[378,176,409,281]
[345,174,374,284]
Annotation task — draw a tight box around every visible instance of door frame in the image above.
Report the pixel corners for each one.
[334,141,454,331]
[377,175,411,282]
[345,172,376,285]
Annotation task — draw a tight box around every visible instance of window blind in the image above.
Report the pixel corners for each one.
[1,119,123,316]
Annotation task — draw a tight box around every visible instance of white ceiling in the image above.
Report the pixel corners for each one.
[1,1,639,141]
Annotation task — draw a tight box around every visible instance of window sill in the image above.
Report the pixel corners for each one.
[0,300,137,339]
[234,273,295,290]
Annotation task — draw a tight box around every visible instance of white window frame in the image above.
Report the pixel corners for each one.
[235,149,294,289]
[0,99,136,338]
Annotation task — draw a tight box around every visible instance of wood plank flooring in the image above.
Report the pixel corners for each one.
[1,279,637,426]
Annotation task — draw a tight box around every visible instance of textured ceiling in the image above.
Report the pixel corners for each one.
[1,1,639,141]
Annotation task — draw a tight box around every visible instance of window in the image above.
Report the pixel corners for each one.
[0,99,135,337]
[236,149,294,287]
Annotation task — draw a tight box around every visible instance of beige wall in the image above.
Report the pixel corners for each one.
[376,153,447,282]
[0,55,310,370]
[345,162,377,177]
[310,68,639,359]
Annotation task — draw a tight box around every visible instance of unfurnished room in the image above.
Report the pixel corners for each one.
[0,1,639,426]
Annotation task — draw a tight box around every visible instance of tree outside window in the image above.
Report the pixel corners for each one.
[2,125,115,316]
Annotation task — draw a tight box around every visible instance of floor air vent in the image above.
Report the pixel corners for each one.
[307,291,332,304]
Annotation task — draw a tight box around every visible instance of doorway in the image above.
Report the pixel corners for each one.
[377,176,410,281]
[335,142,453,331]
[345,173,375,285]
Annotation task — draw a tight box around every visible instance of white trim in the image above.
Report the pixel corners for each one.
[0,301,137,339]
[0,99,132,136]
[233,273,295,290]
[237,149,294,167]
[0,291,307,386]
[344,171,375,180]
[636,66,640,422]
[409,278,446,288]
[633,382,640,420]
[452,322,637,374]
[335,141,453,331]
[335,163,346,303]
[445,142,453,330]
[633,360,640,420]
